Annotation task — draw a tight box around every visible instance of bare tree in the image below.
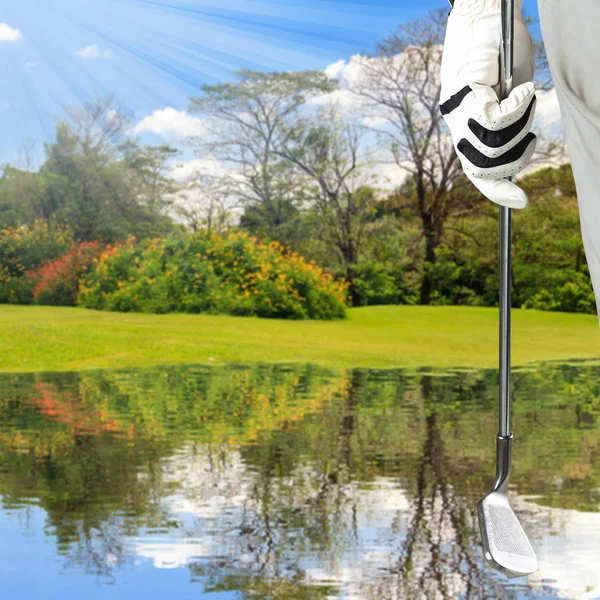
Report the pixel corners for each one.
[277,108,380,304]
[188,70,336,212]
[60,94,132,158]
[348,9,563,305]
[346,10,478,304]
[174,171,236,234]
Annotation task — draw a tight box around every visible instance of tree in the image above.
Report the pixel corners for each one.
[347,10,563,305]
[122,143,180,213]
[188,70,336,223]
[345,10,479,305]
[41,97,176,242]
[276,110,381,305]
[174,171,236,234]
[239,196,304,248]
[432,164,593,311]
[0,165,50,227]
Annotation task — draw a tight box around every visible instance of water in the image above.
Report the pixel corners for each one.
[0,362,599,599]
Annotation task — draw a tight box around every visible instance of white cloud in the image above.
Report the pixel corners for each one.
[325,59,345,80]
[312,54,389,111]
[373,161,409,191]
[75,44,112,59]
[325,55,563,137]
[24,61,39,69]
[134,538,211,569]
[317,51,443,114]
[362,116,388,128]
[310,56,365,110]
[0,22,22,42]
[134,107,206,138]
[528,508,600,600]
[325,53,391,89]
[171,156,234,181]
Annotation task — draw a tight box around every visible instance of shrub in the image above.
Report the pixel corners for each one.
[29,242,102,306]
[427,245,487,307]
[0,221,74,304]
[79,232,348,320]
[352,260,419,307]
[523,273,597,314]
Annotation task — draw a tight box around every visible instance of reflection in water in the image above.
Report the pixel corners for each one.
[0,363,599,599]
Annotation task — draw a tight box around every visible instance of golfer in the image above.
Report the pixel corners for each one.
[440,0,600,318]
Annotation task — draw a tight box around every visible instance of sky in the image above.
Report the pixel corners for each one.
[0,0,542,168]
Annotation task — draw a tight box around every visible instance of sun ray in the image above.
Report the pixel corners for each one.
[0,0,467,165]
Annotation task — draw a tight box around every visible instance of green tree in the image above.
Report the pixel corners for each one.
[433,164,595,312]
[122,142,180,213]
[38,97,176,242]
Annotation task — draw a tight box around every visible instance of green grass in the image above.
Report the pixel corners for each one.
[0,305,598,373]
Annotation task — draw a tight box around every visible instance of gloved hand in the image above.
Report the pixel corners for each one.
[440,0,537,209]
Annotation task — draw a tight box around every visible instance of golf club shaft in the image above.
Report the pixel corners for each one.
[499,0,515,438]
[499,207,511,437]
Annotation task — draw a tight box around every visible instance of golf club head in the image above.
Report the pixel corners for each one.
[477,436,538,578]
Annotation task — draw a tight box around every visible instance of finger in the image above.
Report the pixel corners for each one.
[468,96,536,153]
[476,82,536,130]
[458,132,537,179]
[498,81,536,116]
[513,19,536,84]
[468,177,529,210]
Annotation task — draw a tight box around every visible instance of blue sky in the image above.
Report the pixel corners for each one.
[0,0,541,167]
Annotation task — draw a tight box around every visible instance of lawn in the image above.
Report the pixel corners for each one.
[0,304,598,373]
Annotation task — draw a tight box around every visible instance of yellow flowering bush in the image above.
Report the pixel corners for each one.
[79,231,347,320]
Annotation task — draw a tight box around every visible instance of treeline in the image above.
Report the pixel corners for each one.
[0,10,594,315]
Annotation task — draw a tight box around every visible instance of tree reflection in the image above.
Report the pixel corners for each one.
[62,518,129,583]
[374,375,508,600]
[0,362,598,597]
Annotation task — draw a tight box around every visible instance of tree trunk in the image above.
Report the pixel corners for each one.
[346,265,361,307]
[420,219,439,306]
[338,236,361,307]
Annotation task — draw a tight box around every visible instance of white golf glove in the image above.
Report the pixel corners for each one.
[440,0,537,209]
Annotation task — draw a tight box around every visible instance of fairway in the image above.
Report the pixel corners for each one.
[0,305,598,373]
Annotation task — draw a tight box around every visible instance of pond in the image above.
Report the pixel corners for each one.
[0,362,599,599]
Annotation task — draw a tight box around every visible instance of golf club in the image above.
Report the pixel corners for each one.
[476,0,539,579]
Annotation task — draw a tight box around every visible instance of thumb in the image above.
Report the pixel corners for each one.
[498,81,536,117]
[477,81,536,126]
[469,177,529,209]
